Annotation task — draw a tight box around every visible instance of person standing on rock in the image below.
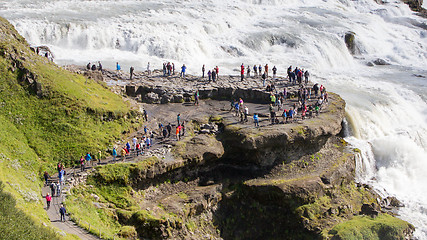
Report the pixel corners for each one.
[262,72,266,87]
[244,106,249,122]
[264,64,269,79]
[247,66,251,78]
[240,63,245,81]
[177,113,181,125]
[87,62,91,70]
[180,64,186,79]
[162,128,168,140]
[258,65,262,77]
[147,62,151,75]
[176,125,181,141]
[215,66,219,80]
[253,65,258,77]
[202,65,205,78]
[253,113,259,127]
[130,66,134,80]
[272,66,277,79]
[208,70,212,82]
[112,147,117,162]
[98,61,102,72]
[91,64,96,71]
[166,123,172,138]
[59,204,67,222]
[116,62,121,71]
[212,69,216,82]
[304,70,309,85]
[45,193,52,209]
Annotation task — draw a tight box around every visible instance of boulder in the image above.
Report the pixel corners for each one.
[144,92,159,104]
[160,94,173,104]
[373,58,390,65]
[173,94,184,103]
[360,203,379,218]
[344,32,357,55]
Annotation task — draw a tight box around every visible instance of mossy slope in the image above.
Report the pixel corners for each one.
[0,17,141,239]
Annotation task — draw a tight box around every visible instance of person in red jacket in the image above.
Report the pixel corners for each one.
[45,193,52,209]
[240,63,245,81]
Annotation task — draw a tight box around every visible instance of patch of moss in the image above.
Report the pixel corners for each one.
[328,214,414,240]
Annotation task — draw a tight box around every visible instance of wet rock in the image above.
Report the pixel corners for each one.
[345,32,357,55]
[373,58,390,65]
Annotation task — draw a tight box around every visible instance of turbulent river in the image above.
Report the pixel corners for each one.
[1,0,426,238]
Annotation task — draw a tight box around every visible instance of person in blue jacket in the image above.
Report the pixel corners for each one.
[116,62,121,71]
[180,64,186,78]
[253,113,259,127]
[112,147,117,161]
[85,152,92,166]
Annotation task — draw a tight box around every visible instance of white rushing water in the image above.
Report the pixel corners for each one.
[1,0,427,238]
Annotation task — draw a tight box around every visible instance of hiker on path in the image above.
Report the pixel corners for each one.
[208,70,212,82]
[121,148,126,161]
[85,153,92,166]
[98,61,102,72]
[177,114,181,126]
[45,193,52,209]
[143,109,148,121]
[112,147,117,161]
[56,181,61,196]
[97,151,102,164]
[165,123,171,138]
[80,156,85,171]
[253,65,258,77]
[116,62,121,71]
[59,204,67,222]
[50,182,56,197]
[265,64,269,78]
[43,171,49,186]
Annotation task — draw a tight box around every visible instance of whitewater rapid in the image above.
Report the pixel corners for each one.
[1,0,427,238]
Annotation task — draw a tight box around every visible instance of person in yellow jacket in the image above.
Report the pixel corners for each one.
[121,148,126,161]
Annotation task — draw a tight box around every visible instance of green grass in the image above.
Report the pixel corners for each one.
[328,214,414,240]
[0,181,59,240]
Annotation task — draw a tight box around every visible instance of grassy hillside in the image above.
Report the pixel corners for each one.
[0,16,141,238]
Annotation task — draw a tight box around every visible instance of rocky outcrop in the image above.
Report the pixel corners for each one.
[402,0,427,17]
[220,92,345,167]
